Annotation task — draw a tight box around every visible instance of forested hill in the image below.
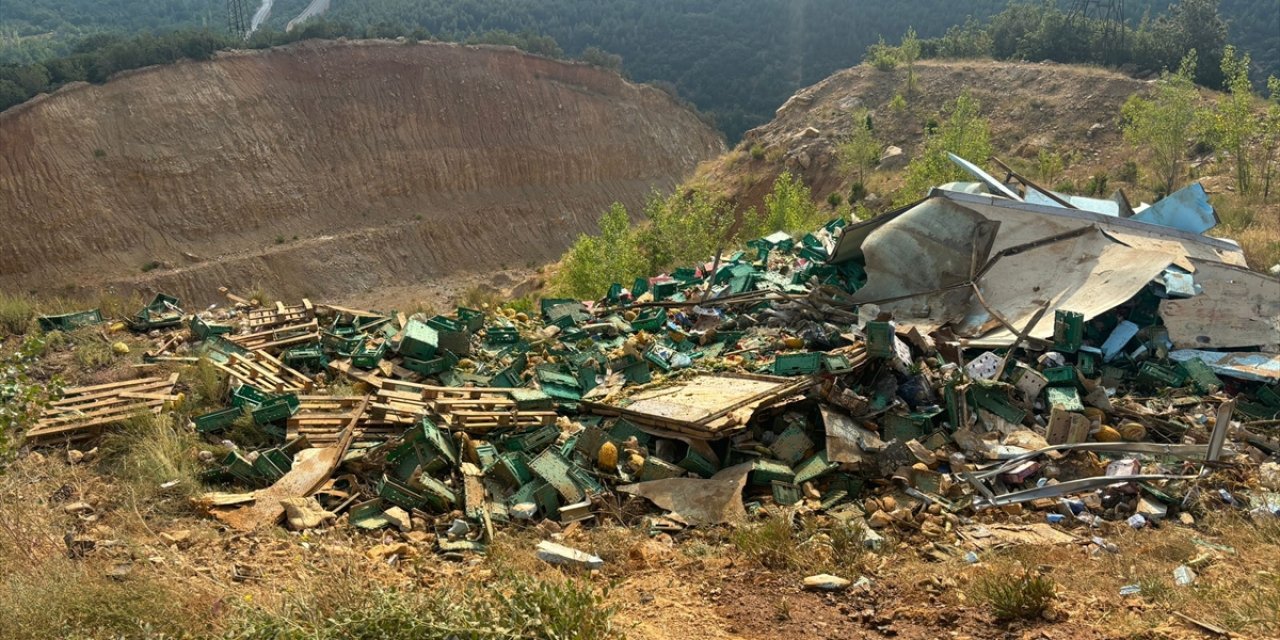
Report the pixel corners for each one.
[1,0,1276,140]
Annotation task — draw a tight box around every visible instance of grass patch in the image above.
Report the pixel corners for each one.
[731,512,867,575]
[226,571,619,640]
[972,569,1056,621]
[180,358,228,415]
[0,557,210,640]
[98,414,205,512]
[0,292,36,336]
[69,330,117,370]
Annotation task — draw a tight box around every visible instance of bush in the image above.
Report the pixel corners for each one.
[732,513,867,574]
[849,181,868,202]
[0,334,60,458]
[898,92,992,204]
[865,36,900,71]
[749,172,824,238]
[552,202,647,299]
[827,192,843,208]
[1118,160,1140,183]
[140,260,161,272]
[974,570,1056,621]
[750,143,766,160]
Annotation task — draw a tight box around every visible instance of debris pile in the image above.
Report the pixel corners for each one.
[27,155,1280,557]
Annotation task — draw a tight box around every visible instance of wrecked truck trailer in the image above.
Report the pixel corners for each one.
[21,154,1280,558]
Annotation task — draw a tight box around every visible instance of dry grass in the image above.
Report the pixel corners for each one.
[731,511,869,575]
[971,567,1056,621]
[98,414,206,513]
[0,292,36,336]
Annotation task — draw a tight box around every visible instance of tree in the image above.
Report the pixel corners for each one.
[900,27,921,95]
[1160,0,1228,88]
[752,172,821,237]
[837,109,880,188]
[897,91,993,204]
[640,190,732,271]
[1121,51,1200,197]
[1207,46,1257,195]
[553,202,646,299]
[580,46,622,72]
[1260,76,1280,201]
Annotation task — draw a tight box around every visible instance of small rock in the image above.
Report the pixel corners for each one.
[1178,512,1195,525]
[83,447,98,462]
[63,501,94,515]
[198,450,216,463]
[382,506,412,532]
[535,540,604,570]
[511,502,539,520]
[447,519,471,538]
[804,574,851,591]
[1087,122,1105,138]
[405,531,432,544]
[67,449,85,465]
[868,510,893,529]
[795,151,812,169]
[801,126,820,138]
[879,145,906,169]
[160,530,192,547]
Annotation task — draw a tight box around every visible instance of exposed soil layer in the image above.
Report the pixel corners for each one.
[0,40,724,305]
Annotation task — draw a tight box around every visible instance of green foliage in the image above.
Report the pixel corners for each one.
[226,573,618,640]
[749,143,766,160]
[900,27,921,94]
[0,334,61,458]
[752,172,823,238]
[140,260,161,272]
[898,91,992,204]
[1085,171,1109,196]
[864,36,900,71]
[640,190,733,272]
[1261,76,1280,201]
[838,109,881,184]
[827,192,843,208]
[889,93,908,113]
[1122,51,1201,196]
[1205,46,1258,194]
[580,46,622,71]
[1118,159,1140,184]
[974,570,1056,621]
[933,16,993,58]
[552,202,647,299]
[69,330,116,370]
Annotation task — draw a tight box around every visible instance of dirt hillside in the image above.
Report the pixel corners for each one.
[0,40,724,306]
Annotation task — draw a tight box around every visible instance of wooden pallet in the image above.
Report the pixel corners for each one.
[26,374,181,444]
[246,299,314,330]
[285,395,404,446]
[227,319,320,352]
[212,350,314,393]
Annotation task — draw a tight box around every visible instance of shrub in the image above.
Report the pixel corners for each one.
[0,334,60,458]
[827,192,843,208]
[749,172,824,238]
[1085,171,1109,196]
[98,414,205,514]
[898,91,992,204]
[865,36,900,71]
[1118,159,1140,183]
[641,190,733,271]
[552,203,647,299]
[973,570,1056,621]
[750,143,766,160]
[141,260,161,272]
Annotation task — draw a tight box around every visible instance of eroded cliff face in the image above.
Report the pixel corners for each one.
[0,40,724,304]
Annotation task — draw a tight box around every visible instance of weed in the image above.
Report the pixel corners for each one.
[732,514,803,571]
[775,597,792,621]
[461,285,504,310]
[92,148,107,158]
[274,236,285,245]
[1053,179,1077,194]
[140,261,162,273]
[1137,574,1173,602]
[827,192,843,208]
[750,143,766,160]
[180,358,228,415]
[99,414,205,510]
[0,292,35,336]
[973,569,1056,621]
[849,181,868,202]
